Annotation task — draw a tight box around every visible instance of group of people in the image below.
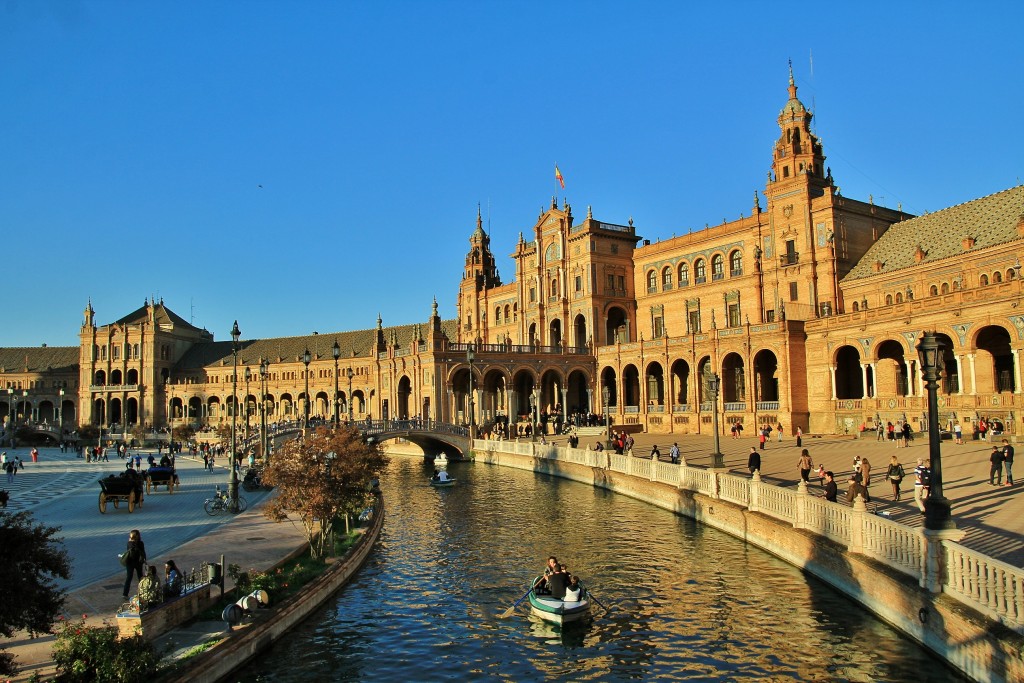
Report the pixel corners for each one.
[876,420,914,446]
[988,439,1015,486]
[1,451,24,483]
[533,556,582,602]
[122,529,184,609]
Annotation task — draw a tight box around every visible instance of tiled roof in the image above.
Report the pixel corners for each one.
[113,302,204,332]
[176,319,458,371]
[0,346,79,373]
[844,185,1024,282]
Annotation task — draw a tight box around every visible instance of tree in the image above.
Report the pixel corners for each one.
[263,425,388,558]
[0,511,71,675]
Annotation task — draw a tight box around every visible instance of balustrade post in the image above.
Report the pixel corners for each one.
[795,479,808,529]
[850,494,867,554]
[710,469,720,499]
[749,470,761,512]
[919,527,966,593]
[650,458,657,482]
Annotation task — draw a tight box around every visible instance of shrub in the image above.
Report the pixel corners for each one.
[51,616,163,682]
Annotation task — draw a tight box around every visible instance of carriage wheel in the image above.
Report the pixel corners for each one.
[128,491,136,513]
[99,492,107,514]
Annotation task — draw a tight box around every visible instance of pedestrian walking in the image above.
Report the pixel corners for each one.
[796,426,803,448]
[914,458,930,512]
[122,529,147,599]
[798,449,813,483]
[886,454,905,501]
[953,422,963,444]
[777,422,784,442]
[669,443,680,464]
[747,447,761,475]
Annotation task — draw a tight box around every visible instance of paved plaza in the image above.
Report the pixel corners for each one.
[1,430,1021,680]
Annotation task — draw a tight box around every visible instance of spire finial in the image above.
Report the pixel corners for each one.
[788,58,794,86]
[587,205,593,219]
[477,202,482,226]
[432,296,438,317]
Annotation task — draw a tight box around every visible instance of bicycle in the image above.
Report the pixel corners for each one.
[203,486,248,515]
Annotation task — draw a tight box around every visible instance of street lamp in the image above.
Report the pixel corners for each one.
[165,377,173,450]
[706,370,725,468]
[918,331,954,530]
[530,386,539,442]
[302,348,311,432]
[244,365,252,445]
[6,388,12,430]
[466,346,476,441]
[23,390,29,424]
[229,320,241,511]
[346,367,354,423]
[602,384,613,451]
[260,358,270,466]
[332,340,341,428]
[58,388,65,436]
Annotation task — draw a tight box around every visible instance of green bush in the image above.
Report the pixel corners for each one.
[51,616,163,682]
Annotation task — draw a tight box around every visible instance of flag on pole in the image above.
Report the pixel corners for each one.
[554,165,565,189]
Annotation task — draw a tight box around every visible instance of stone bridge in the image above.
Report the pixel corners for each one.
[359,419,471,460]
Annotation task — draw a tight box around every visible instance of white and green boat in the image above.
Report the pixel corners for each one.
[528,576,591,625]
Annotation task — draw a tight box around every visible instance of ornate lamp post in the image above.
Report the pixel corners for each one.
[58,388,65,435]
[918,332,955,530]
[302,348,311,432]
[530,387,539,442]
[707,370,725,468]
[332,340,341,428]
[6,388,12,430]
[260,358,270,465]
[602,384,613,451]
[244,366,252,445]
[346,367,354,423]
[466,346,476,441]
[228,320,241,511]
[23,390,29,424]
[165,377,173,450]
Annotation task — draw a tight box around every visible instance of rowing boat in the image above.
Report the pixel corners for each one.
[429,475,456,487]
[528,576,591,625]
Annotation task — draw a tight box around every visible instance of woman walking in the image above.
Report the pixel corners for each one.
[122,528,147,599]
[798,449,813,483]
[886,454,905,501]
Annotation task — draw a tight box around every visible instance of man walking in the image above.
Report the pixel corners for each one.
[669,442,680,464]
[747,446,761,475]
[1003,439,1015,486]
[914,458,930,512]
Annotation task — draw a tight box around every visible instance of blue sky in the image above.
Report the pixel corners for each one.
[2,1,1022,348]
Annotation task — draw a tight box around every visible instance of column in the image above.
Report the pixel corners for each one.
[829,366,838,400]
[860,363,869,398]
[1013,349,1022,394]
[968,353,977,396]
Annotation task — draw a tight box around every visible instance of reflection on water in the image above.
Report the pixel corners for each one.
[235,458,964,682]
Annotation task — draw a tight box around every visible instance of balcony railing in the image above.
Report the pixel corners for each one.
[89,384,140,392]
[780,252,800,266]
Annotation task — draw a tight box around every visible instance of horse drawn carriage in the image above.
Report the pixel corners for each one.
[145,466,178,494]
[98,471,145,513]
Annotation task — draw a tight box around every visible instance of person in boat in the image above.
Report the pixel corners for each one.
[563,575,582,602]
[437,470,450,482]
[547,563,569,599]
[534,556,560,594]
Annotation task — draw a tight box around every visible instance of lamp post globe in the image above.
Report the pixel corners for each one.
[346,367,354,424]
[228,320,241,510]
[917,331,955,530]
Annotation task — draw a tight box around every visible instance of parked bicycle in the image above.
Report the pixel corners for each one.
[204,486,247,515]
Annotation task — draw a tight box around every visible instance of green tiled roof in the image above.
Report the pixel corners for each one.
[0,346,79,373]
[844,185,1024,281]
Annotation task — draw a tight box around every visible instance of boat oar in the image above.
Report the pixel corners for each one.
[588,590,612,614]
[498,587,533,619]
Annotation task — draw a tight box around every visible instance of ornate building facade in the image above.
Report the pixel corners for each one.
[2,70,1023,440]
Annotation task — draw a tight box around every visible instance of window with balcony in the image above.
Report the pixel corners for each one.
[695,259,706,284]
[653,316,664,338]
[662,267,672,291]
[727,303,741,327]
[688,310,701,333]
[781,240,799,266]
[730,250,742,276]
[647,270,657,293]
[711,254,724,281]
[677,263,689,287]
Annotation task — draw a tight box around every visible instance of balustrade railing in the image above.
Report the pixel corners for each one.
[470,438,1022,632]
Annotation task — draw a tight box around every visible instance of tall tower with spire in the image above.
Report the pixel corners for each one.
[457,205,501,343]
[769,61,829,193]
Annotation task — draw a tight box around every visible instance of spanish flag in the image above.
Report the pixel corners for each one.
[555,165,565,189]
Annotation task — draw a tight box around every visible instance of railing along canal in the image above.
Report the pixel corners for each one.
[471,438,1024,634]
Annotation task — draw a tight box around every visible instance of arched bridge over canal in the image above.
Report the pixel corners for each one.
[359,419,471,460]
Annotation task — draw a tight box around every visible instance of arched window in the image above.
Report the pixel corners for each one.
[662,267,672,290]
[1009,269,1019,281]
[677,263,689,286]
[940,282,949,294]
[646,270,657,292]
[852,301,860,312]
[929,285,938,296]
[994,271,1003,283]
[505,304,511,322]
[895,292,903,304]
[980,274,989,286]
[885,294,894,305]
[729,250,742,276]
[711,254,725,281]
[695,259,707,283]
[495,307,502,325]
[513,303,518,322]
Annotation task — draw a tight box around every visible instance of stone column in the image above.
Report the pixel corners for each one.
[829,365,838,400]
[1013,348,1022,393]
[968,353,977,396]
[870,362,878,398]
[860,363,869,398]
[919,527,966,593]
[954,355,964,395]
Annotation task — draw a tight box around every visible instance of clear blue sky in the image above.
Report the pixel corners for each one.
[3,1,1022,348]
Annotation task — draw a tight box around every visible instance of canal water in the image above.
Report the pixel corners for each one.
[236,456,964,682]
